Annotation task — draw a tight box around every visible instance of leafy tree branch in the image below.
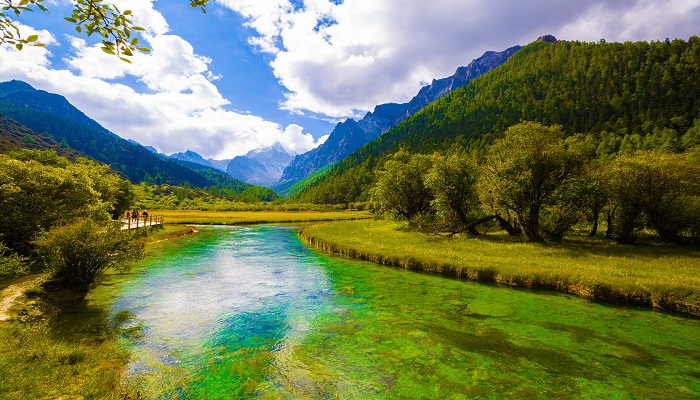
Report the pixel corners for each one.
[1,0,208,61]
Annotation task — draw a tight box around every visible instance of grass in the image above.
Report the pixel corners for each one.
[152,209,371,225]
[143,224,197,245]
[0,321,129,399]
[299,220,700,317]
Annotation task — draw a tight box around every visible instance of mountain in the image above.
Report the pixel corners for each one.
[169,158,278,201]
[276,44,522,191]
[205,158,231,172]
[0,80,271,198]
[226,142,294,187]
[168,150,232,173]
[291,36,700,204]
[169,150,216,169]
[0,114,83,159]
[0,80,103,130]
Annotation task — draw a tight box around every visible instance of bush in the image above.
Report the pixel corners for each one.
[33,219,144,291]
[0,241,29,279]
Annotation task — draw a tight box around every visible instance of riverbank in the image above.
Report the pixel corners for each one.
[299,220,700,317]
[0,225,195,399]
[152,209,371,225]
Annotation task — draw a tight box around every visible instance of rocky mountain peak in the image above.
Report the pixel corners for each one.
[538,35,558,43]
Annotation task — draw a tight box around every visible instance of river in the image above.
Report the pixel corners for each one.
[88,225,699,398]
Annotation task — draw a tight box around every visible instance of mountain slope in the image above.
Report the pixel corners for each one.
[0,81,215,187]
[0,114,84,159]
[292,36,700,204]
[277,44,522,190]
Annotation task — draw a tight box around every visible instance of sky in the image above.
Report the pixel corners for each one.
[0,0,699,160]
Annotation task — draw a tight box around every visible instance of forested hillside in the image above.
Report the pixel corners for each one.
[0,114,83,159]
[0,81,277,201]
[0,99,213,186]
[292,37,700,204]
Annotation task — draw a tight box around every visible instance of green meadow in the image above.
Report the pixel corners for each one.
[152,209,371,225]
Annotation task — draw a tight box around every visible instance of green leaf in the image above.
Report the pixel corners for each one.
[75,25,82,34]
[101,46,115,55]
[64,17,76,23]
[26,34,38,42]
[132,26,145,31]
[15,43,23,51]
[119,57,132,64]
[130,37,138,46]
[123,10,132,15]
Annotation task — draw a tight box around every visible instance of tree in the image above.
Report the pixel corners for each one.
[1,0,208,61]
[604,151,700,244]
[33,218,143,291]
[478,122,591,242]
[370,149,433,221]
[423,151,483,234]
[0,150,133,253]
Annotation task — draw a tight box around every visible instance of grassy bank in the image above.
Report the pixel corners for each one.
[153,209,371,225]
[299,220,700,317]
[0,225,196,399]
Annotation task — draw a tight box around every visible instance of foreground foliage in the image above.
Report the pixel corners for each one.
[2,0,208,61]
[300,220,700,316]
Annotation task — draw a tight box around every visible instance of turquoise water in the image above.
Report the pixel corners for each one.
[97,225,700,398]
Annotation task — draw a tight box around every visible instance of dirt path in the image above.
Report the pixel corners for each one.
[0,274,46,321]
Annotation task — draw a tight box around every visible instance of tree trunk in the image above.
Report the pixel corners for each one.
[588,207,600,237]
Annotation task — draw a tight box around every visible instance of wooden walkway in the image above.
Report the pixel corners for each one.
[121,215,164,230]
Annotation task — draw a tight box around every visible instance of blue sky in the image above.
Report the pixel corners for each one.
[1,0,699,160]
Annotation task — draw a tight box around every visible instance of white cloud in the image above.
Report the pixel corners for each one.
[218,0,700,118]
[2,0,699,161]
[0,1,323,160]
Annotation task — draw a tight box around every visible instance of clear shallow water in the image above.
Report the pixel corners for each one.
[97,225,700,398]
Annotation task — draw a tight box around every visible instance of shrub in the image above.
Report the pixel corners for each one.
[33,219,144,291]
[0,241,29,279]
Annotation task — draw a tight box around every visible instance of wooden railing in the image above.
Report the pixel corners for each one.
[121,215,164,230]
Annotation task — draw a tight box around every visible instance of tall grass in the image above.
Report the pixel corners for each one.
[0,321,129,399]
[300,220,700,316]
